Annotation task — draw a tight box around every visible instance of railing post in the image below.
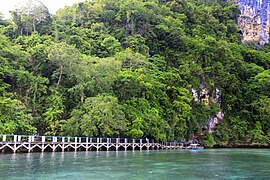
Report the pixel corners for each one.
[18,135,21,142]
[3,135,6,142]
[14,135,17,143]
[42,136,45,143]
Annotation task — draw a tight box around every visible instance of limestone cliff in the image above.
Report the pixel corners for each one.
[237,0,270,45]
[192,85,224,133]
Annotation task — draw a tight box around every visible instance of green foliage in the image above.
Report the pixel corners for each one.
[203,134,216,148]
[0,0,269,146]
[47,41,81,90]
[62,94,128,137]
[0,96,36,134]
[10,0,52,36]
[123,98,169,141]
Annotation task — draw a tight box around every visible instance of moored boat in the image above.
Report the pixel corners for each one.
[188,144,204,150]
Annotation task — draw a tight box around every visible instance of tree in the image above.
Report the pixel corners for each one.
[10,0,52,35]
[62,94,128,137]
[68,56,122,102]
[47,42,80,90]
[203,134,216,147]
[0,96,36,134]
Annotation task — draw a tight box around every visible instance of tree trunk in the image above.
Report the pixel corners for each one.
[56,64,63,90]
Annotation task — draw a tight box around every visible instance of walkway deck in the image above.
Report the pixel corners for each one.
[0,135,183,153]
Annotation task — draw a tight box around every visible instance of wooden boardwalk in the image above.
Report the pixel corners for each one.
[0,135,183,153]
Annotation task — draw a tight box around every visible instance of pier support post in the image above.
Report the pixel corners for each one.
[78,137,81,151]
[62,137,65,152]
[140,139,142,151]
[41,136,45,152]
[106,138,109,151]
[96,138,99,151]
[86,137,89,151]
[67,137,70,152]
[13,135,17,153]
[116,138,119,151]
[75,137,77,151]
[28,136,32,153]
[52,136,57,152]
[1,135,7,153]
[124,138,127,151]
[98,138,102,151]
[132,139,135,151]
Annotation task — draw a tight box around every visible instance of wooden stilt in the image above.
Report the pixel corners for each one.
[75,137,77,151]
[86,137,89,151]
[62,137,65,152]
[106,138,109,151]
[116,138,119,151]
[124,138,127,151]
[132,139,135,151]
[28,136,32,153]
[13,135,17,153]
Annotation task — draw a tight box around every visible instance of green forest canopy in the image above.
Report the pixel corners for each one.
[0,0,269,146]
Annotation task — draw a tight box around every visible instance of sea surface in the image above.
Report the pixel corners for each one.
[0,149,270,179]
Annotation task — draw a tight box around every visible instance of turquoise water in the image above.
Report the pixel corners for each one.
[0,149,270,179]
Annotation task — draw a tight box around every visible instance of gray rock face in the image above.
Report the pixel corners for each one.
[192,85,223,133]
[237,0,270,45]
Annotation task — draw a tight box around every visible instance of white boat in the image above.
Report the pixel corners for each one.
[189,144,204,150]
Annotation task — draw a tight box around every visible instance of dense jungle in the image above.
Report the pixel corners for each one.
[0,0,269,147]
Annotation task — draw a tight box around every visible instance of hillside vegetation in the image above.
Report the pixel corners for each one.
[0,0,269,146]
